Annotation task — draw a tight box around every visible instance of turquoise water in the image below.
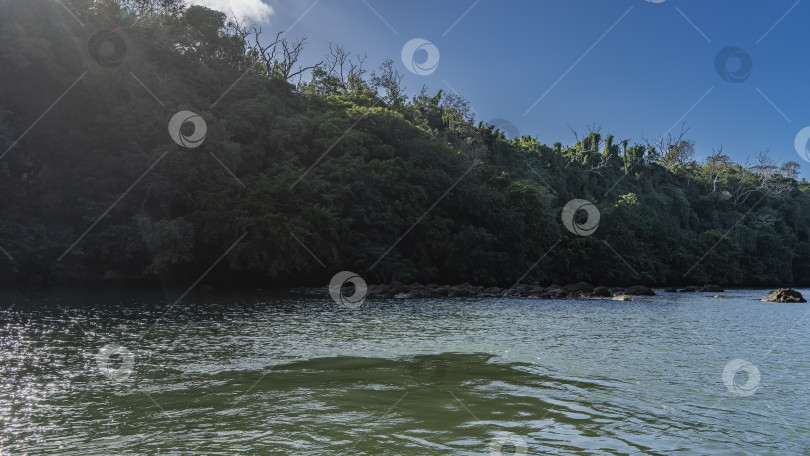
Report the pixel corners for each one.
[0,289,808,455]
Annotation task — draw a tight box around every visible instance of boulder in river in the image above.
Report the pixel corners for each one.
[625,285,655,296]
[592,286,611,297]
[701,284,724,292]
[388,281,409,295]
[544,287,568,299]
[564,282,594,293]
[431,285,450,296]
[761,288,806,303]
[447,283,471,297]
[612,295,634,301]
[680,285,701,293]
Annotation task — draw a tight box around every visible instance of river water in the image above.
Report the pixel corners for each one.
[0,288,808,455]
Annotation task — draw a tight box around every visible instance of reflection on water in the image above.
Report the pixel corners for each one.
[0,289,809,455]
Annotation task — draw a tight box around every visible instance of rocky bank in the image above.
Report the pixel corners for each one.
[292,282,729,300]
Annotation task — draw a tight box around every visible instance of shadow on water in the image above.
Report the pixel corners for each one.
[118,353,690,455]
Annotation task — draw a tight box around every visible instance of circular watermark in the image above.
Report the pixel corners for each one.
[401,38,440,76]
[328,271,367,309]
[489,118,520,140]
[794,127,810,162]
[88,31,127,68]
[15,261,54,300]
[410,358,448,386]
[168,111,207,148]
[96,343,135,382]
[722,359,760,397]
[488,431,528,455]
[714,46,752,83]
[561,199,600,236]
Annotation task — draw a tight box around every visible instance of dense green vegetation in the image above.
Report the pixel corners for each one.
[1,0,808,290]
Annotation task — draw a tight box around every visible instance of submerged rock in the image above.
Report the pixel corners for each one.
[761,288,806,303]
[679,284,725,293]
[612,295,634,301]
[394,291,421,299]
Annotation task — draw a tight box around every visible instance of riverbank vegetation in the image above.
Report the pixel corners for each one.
[1,0,809,289]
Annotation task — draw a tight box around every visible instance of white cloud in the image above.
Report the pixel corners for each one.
[187,0,274,23]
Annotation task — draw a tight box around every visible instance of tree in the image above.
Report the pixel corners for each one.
[781,161,801,179]
[644,126,695,168]
[371,59,406,108]
[705,147,732,194]
[1,0,809,290]
[235,23,320,82]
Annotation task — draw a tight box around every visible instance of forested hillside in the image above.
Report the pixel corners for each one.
[1,0,809,290]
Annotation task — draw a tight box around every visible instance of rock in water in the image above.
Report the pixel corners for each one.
[680,285,701,293]
[761,288,807,303]
[701,284,724,292]
[564,282,594,293]
[592,286,611,297]
[625,285,655,296]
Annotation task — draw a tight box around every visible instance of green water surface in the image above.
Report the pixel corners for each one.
[0,289,808,455]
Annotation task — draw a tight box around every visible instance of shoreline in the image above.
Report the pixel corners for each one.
[4,281,807,302]
[294,282,678,300]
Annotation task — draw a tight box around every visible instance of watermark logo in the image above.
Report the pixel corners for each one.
[488,431,528,455]
[794,127,810,162]
[96,343,135,382]
[714,46,753,83]
[561,199,600,236]
[168,111,207,148]
[329,271,367,309]
[722,359,760,397]
[15,261,54,300]
[488,118,520,140]
[88,31,127,68]
[401,38,440,76]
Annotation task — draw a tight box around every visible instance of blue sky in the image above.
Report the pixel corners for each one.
[214,0,810,173]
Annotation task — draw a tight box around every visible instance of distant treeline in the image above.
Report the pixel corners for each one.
[1,0,808,289]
